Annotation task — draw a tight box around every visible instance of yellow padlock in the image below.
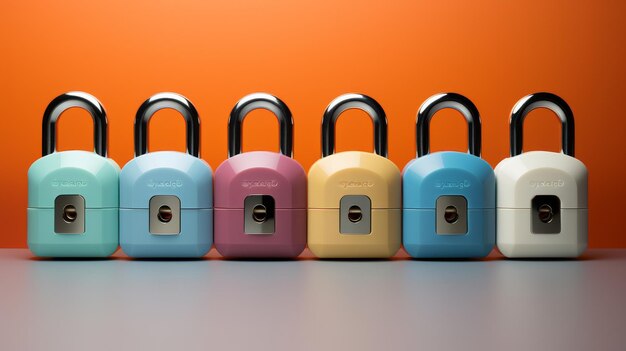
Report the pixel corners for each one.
[308,93,401,258]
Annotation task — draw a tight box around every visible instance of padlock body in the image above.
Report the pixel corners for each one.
[214,208,306,257]
[495,151,588,258]
[120,208,212,258]
[27,151,120,257]
[119,151,213,258]
[402,152,495,258]
[403,209,494,258]
[28,208,118,257]
[214,151,307,258]
[308,208,401,258]
[308,151,402,258]
[497,208,587,257]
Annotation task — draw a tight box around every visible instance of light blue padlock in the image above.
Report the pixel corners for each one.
[403,93,495,258]
[120,93,212,258]
[28,92,120,257]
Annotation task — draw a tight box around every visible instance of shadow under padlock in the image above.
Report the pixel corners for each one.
[27,92,120,257]
[495,92,588,258]
[119,93,213,258]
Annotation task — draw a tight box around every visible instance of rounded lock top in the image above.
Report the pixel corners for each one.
[119,151,212,209]
[510,92,575,157]
[416,93,481,158]
[135,92,200,157]
[42,91,108,157]
[494,150,588,209]
[402,151,495,209]
[321,93,388,158]
[228,93,293,158]
[213,151,306,209]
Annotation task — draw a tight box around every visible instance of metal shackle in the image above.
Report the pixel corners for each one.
[510,92,575,157]
[42,91,108,157]
[416,93,482,157]
[321,93,388,158]
[228,93,293,157]
[135,92,200,157]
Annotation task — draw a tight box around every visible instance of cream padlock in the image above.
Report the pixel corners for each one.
[496,92,588,258]
[308,93,401,258]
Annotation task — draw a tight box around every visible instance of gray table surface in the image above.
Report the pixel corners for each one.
[1,249,625,351]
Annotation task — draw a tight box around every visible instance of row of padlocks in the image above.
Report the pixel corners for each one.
[27,91,588,259]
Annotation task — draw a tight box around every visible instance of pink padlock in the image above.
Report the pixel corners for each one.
[214,93,307,258]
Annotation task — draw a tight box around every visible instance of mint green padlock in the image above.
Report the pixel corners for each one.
[27,92,120,257]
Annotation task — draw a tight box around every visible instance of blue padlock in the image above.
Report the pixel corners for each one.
[28,92,120,257]
[402,93,495,258]
[120,93,213,258]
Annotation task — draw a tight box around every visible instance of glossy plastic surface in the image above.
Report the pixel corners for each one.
[308,151,401,258]
[403,151,495,258]
[27,151,120,257]
[119,151,213,258]
[495,151,587,209]
[495,151,588,258]
[214,151,307,258]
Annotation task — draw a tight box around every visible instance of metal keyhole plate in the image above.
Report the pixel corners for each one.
[532,195,561,234]
[149,196,181,235]
[340,195,371,234]
[436,196,467,235]
[54,195,85,234]
[244,195,275,234]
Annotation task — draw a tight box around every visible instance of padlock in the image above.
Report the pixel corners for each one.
[402,93,495,258]
[28,92,120,257]
[496,92,587,258]
[308,93,401,258]
[119,93,212,258]
[214,93,306,258]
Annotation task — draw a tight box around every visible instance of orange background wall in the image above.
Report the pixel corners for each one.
[1,1,624,248]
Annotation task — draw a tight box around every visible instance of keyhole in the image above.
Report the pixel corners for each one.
[348,206,363,223]
[444,206,459,224]
[62,205,77,223]
[538,204,554,223]
[252,204,268,223]
[157,205,173,223]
